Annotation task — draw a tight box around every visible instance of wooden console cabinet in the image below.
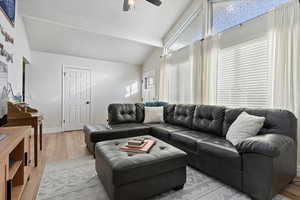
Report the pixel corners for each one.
[0,126,33,200]
[6,102,43,167]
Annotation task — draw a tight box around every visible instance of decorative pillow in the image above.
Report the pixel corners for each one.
[144,101,168,107]
[226,111,265,146]
[144,106,164,123]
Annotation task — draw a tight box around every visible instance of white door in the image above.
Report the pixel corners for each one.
[63,66,92,131]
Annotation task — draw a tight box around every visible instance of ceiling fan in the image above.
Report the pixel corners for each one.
[123,0,162,11]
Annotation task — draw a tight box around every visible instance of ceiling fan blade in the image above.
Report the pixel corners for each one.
[145,0,162,6]
[123,0,130,11]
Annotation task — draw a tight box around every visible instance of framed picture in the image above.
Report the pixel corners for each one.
[0,0,15,27]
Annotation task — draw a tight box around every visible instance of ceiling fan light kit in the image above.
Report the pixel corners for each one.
[123,0,162,12]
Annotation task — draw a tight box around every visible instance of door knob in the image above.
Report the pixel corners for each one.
[86,101,90,104]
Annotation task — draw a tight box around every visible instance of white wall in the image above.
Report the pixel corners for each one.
[10,16,32,94]
[27,51,142,133]
[142,48,163,99]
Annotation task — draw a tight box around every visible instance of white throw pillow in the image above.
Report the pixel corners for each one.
[226,111,265,146]
[144,106,164,124]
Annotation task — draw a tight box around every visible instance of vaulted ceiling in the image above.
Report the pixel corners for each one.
[19,0,192,65]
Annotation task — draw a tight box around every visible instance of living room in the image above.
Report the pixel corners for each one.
[0,0,299,200]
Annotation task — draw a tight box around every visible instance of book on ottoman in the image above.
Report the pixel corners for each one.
[126,142,146,149]
[127,139,145,147]
[121,139,156,153]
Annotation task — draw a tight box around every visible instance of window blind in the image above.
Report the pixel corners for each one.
[217,36,272,108]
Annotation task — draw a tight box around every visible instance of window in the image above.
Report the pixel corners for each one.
[142,72,156,102]
[144,76,154,90]
[125,82,139,98]
[217,36,272,108]
[168,11,204,52]
[167,46,192,104]
[212,0,289,33]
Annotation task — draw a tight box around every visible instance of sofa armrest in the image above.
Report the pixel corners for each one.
[238,134,297,200]
[236,134,295,157]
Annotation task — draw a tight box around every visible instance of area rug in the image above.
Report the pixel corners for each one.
[37,156,289,200]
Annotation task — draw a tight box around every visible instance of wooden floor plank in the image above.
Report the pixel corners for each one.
[21,131,88,200]
[20,131,300,200]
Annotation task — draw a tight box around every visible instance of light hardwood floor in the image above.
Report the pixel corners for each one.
[21,131,300,200]
[21,131,89,200]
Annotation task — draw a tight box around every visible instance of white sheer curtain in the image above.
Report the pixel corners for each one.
[270,1,300,113]
[270,0,300,147]
[158,0,217,104]
[192,35,220,105]
[159,47,193,104]
[158,55,169,102]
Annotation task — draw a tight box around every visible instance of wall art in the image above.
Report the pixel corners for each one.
[0,0,15,27]
[0,42,13,63]
[0,24,13,44]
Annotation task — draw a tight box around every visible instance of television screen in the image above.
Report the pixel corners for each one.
[0,0,15,26]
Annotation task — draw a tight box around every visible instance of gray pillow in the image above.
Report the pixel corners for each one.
[226,111,265,146]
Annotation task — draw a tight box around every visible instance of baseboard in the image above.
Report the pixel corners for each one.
[43,127,84,134]
[297,166,300,177]
[44,127,63,134]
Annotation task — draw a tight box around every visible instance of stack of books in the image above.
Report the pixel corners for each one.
[120,138,156,153]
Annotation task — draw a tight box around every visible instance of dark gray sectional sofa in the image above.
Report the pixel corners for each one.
[84,103,297,200]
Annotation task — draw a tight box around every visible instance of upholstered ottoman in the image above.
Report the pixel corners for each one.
[95,135,187,200]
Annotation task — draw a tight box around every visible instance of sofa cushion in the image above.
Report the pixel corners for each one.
[89,123,151,143]
[223,108,297,141]
[192,105,225,136]
[169,130,241,168]
[164,104,176,124]
[135,103,145,123]
[198,136,242,170]
[172,105,196,128]
[146,123,190,140]
[171,130,216,142]
[170,132,199,152]
[144,101,168,107]
[108,104,137,125]
[198,137,240,159]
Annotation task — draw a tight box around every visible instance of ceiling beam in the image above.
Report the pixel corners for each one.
[163,0,202,47]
